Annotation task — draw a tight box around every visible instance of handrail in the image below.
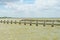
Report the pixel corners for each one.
[0,20,60,27]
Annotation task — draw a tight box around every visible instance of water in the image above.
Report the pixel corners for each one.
[0,23,60,40]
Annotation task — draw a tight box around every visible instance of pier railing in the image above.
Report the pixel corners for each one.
[0,19,60,27]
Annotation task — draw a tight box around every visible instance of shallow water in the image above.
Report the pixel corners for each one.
[0,23,60,40]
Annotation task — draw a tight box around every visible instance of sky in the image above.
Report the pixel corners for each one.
[0,0,60,18]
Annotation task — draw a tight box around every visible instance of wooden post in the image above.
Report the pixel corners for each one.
[1,20,2,23]
[51,20,54,27]
[4,20,5,24]
[14,20,17,24]
[7,20,9,24]
[24,21,26,25]
[30,21,32,26]
[36,20,38,26]
[19,20,21,24]
[11,20,12,24]
[43,20,45,26]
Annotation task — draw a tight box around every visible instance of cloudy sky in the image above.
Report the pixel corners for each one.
[0,0,60,18]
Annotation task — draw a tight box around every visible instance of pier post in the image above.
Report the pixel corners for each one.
[4,20,5,24]
[51,20,54,27]
[1,20,2,23]
[24,21,26,25]
[36,20,38,26]
[11,20,13,24]
[7,20,9,24]
[30,21,32,26]
[14,20,17,24]
[19,20,21,24]
[43,20,45,27]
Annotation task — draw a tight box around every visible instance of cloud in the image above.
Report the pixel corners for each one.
[0,0,19,2]
[5,0,58,11]
[0,0,20,5]
[23,0,35,4]
[0,0,60,17]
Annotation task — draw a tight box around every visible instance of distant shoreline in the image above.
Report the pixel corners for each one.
[0,17,60,19]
